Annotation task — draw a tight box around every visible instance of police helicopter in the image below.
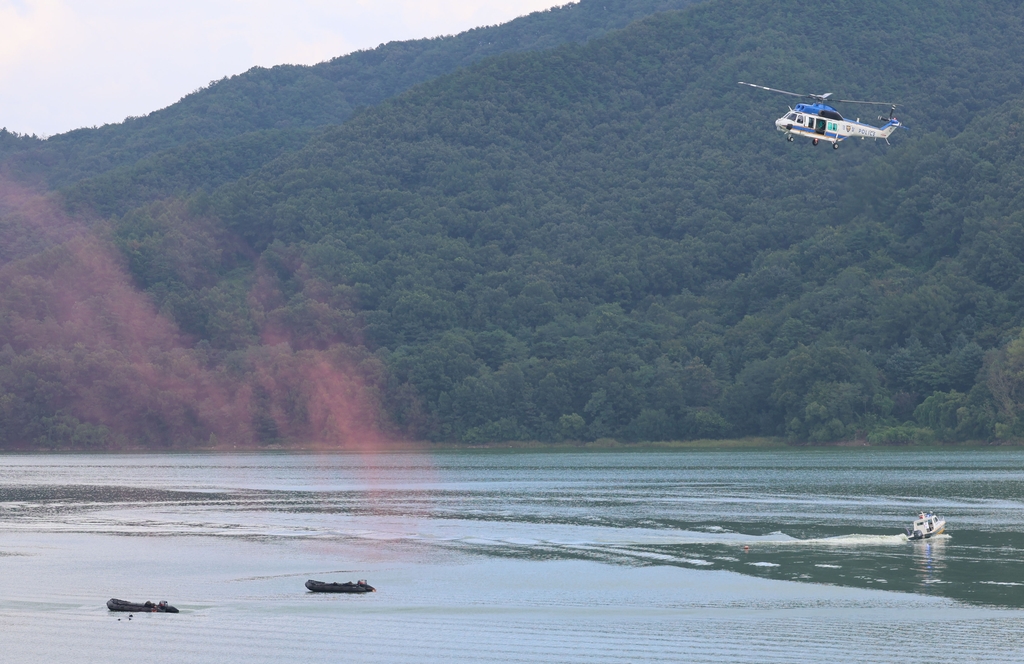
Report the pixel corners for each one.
[739,82,903,149]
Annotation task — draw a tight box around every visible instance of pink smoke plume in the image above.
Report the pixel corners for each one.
[0,177,405,451]
[0,177,87,265]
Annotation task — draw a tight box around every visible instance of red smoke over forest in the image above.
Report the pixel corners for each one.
[0,177,397,450]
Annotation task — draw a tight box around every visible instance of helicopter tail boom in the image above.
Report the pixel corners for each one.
[877,118,902,138]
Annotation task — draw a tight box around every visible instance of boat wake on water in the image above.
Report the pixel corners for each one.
[419,528,948,554]
[761,532,941,547]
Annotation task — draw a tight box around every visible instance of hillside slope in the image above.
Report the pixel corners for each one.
[0,0,697,192]
[193,0,1024,444]
[4,0,1024,448]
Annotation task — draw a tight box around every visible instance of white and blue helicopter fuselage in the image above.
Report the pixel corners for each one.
[777,102,901,148]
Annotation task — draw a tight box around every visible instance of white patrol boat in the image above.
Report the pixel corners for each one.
[905,513,945,540]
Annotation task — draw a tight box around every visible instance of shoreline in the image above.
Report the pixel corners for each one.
[2,436,1023,454]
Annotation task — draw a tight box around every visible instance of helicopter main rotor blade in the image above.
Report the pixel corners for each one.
[739,83,897,108]
[833,99,898,106]
[737,82,806,98]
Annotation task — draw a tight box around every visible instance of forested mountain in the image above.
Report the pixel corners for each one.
[3,0,1024,449]
[0,0,696,193]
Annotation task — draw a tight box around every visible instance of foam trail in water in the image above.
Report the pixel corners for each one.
[768,533,917,546]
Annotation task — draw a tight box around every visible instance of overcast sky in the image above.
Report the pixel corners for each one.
[0,0,566,137]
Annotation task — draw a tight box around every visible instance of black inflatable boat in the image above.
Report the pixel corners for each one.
[107,598,179,613]
[305,579,375,593]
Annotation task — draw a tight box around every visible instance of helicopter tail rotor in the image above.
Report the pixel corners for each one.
[877,105,897,121]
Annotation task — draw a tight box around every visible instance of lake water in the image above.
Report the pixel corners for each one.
[2,448,1023,662]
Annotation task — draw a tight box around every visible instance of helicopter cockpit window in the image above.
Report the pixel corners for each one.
[796,115,804,123]
[786,113,797,121]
